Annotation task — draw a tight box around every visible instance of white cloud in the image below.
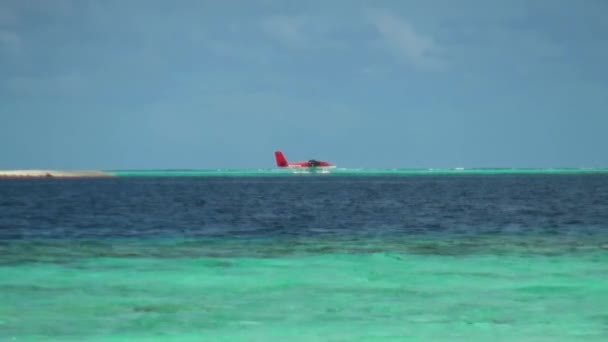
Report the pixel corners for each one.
[0,30,21,55]
[4,73,86,96]
[263,15,308,49]
[0,2,18,25]
[369,9,443,70]
[261,14,349,53]
[0,30,19,46]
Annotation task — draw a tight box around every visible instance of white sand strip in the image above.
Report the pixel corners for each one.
[0,170,114,178]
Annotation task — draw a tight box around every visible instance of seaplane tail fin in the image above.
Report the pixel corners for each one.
[275,151,289,167]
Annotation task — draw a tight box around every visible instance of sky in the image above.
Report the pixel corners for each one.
[1,0,607,169]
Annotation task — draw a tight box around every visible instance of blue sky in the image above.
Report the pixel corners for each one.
[1,0,607,169]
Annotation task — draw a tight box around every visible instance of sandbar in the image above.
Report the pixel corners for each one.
[0,170,114,178]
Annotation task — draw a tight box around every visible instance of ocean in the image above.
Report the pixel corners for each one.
[1,171,608,341]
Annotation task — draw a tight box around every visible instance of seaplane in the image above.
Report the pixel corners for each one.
[274,151,335,173]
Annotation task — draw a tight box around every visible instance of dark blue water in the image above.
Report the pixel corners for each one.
[1,175,607,240]
[2,175,608,341]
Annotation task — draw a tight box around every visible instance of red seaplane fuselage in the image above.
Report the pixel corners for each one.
[275,151,335,169]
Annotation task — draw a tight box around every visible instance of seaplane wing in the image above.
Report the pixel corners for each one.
[274,151,335,168]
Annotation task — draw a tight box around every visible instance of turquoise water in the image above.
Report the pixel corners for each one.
[108,168,608,177]
[2,237,608,341]
[2,175,607,341]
